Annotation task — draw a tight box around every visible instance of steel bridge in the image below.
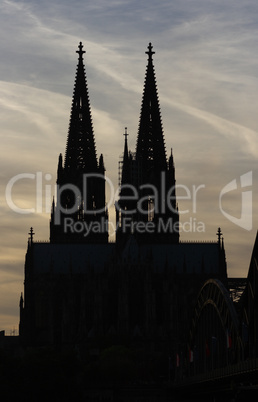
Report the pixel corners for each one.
[171,234,258,400]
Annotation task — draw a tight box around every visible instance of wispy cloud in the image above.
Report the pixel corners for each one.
[164,96,258,157]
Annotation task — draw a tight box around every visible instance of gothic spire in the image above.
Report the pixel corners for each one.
[121,127,129,185]
[136,43,167,179]
[64,42,97,172]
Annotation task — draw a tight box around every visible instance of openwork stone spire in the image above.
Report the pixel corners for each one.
[116,43,179,245]
[50,43,108,244]
[64,42,97,172]
[136,42,167,181]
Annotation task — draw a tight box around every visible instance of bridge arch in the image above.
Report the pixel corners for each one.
[189,279,242,373]
[240,241,258,358]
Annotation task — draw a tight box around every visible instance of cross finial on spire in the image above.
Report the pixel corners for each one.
[123,127,128,141]
[145,42,155,60]
[28,227,35,244]
[216,227,222,244]
[76,42,85,60]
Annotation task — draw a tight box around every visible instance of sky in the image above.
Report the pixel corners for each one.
[0,0,258,332]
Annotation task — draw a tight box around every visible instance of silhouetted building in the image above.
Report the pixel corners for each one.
[19,43,227,354]
[50,43,108,244]
[116,44,179,246]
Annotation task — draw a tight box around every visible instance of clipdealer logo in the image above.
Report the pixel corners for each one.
[219,171,252,230]
[4,170,253,232]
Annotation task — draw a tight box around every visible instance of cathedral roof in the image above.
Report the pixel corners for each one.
[121,240,220,275]
[31,241,221,276]
[32,243,115,274]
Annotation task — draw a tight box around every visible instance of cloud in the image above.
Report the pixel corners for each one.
[164,96,258,158]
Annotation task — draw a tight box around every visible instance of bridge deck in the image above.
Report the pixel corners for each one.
[172,358,258,398]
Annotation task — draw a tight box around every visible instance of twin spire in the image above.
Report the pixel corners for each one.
[64,41,97,173]
[136,42,167,180]
[51,41,177,244]
[51,42,107,243]
[117,43,179,244]
[65,41,168,179]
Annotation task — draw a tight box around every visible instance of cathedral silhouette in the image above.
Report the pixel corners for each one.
[19,43,227,355]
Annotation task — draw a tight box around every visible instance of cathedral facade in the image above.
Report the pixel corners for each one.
[19,43,227,354]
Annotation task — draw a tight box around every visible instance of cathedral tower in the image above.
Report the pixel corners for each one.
[116,43,179,245]
[50,43,108,243]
